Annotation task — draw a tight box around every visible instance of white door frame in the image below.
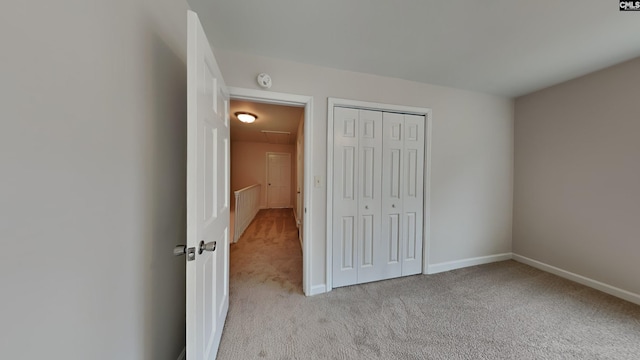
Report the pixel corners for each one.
[326,97,433,292]
[265,152,292,208]
[228,87,313,296]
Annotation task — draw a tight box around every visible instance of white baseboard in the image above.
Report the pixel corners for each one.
[293,210,300,228]
[308,284,327,296]
[177,347,185,360]
[427,253,512,274]
[512,253,640,306]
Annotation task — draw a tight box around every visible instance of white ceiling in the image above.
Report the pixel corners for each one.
[188,0,640,97]
[230,100,303,144]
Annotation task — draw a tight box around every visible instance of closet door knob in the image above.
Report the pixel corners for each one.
[365,205,369,209]
[392,204,396,208]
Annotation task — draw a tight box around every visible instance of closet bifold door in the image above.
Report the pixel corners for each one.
[356,110,383,284]
[401,114,425,276]
[332,107,359,287]
[381,113,404,279]
[382,112,425,278]
[333,106,424,287]
[332,108,383,287]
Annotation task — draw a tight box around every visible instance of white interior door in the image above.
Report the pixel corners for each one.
[332,107,425,288]
[355,110,383,283]
[401,114,425,275]
[186,10,229,360]
[332,108,384,287]
[332,107,359,287]
[381,112,404,279]
[267,153,291,208]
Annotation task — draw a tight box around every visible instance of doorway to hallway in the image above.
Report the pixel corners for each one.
[228,88,313,295]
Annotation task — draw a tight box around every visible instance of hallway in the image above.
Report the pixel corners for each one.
[229,208,302,295]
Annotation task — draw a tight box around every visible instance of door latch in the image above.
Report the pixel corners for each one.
[174,245,197,261]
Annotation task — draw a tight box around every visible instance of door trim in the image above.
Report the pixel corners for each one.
[326,97,432,292]
[228,87,313,296]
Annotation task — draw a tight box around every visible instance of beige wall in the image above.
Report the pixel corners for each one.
[231,141,296,209]
[216,49,514,289]
[0,0,188,359]
[514,57,640,295]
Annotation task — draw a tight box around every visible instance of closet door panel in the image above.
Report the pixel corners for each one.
[402,115,425,276]
[381,112,403,279]
[333,107,426,287]
[332,107,359,287]
[356,110,383,283]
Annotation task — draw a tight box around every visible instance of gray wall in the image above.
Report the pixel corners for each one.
[0,0,188,359]
[514,57,640,295]
[213,49,514,288]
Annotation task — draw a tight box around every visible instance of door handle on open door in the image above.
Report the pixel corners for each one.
[199,240,217,254]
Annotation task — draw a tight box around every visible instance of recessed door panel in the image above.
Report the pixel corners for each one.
[390,149,401,198]
[361,215,374,267]
[362,118,375,139]
[407,123,418,142]
[344,118,356,137]
[342,147,356,199]
[203,125,217,222]
[361,147,375,199]
[388,213,400,263]
[405,212,417,260]
[407,149,418,198]
[341,217,355,269]
[391,122,402,141]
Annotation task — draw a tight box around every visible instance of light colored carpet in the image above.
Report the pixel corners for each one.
[218,209,640,359]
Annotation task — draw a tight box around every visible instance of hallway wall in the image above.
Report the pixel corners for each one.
[231,141,296,209]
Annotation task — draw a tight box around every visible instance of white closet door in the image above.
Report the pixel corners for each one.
[356,110,383,283]
[381,112,404,279]
[332,107,359,287]
[333,107,424,288]
[402,115,425,275]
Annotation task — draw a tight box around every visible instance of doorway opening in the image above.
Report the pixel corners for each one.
[228,88,313,296]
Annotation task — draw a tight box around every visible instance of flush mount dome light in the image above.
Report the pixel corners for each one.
[235,112,257,124]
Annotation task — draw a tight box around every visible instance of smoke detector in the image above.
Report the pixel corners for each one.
[257,73,272,89]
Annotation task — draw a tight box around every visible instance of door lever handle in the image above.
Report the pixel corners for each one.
[199,240,217,254]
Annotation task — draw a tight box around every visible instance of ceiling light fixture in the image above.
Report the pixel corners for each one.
[234,112,257,124]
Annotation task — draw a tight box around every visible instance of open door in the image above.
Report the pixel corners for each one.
[186,10,230,360]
